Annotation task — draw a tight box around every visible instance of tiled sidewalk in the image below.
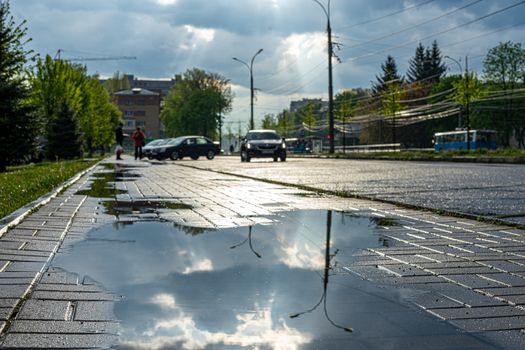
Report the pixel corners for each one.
[0,157,524,348]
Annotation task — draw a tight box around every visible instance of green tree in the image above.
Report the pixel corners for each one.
[0,1,40,171]
[372,55,403,96]
[276,110,292,137]
[47,100,82,159]
[30,55,122,154]
[261,114,277,129]
[407,41,446,84]
[382,82,403,146]
[161,68,233,139]
[303,103,317,139]
[482,41,525,147]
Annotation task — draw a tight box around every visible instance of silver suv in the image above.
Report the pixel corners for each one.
[240,130,286,162]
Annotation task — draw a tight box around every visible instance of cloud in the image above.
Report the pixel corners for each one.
[120,298,312,350]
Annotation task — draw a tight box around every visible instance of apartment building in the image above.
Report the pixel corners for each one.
[113,88,161,138]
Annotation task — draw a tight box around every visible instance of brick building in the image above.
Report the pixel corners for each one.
[113,88,161,138]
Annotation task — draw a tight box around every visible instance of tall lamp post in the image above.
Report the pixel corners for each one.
[233,49,264,130]
[313,0,335,154]
[445,55,471,150]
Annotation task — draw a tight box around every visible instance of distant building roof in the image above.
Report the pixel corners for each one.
[114,88,159,96]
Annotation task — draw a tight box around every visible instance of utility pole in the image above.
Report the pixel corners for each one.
[314,0,335,154]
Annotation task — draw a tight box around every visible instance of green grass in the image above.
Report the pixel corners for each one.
[0,158,100,219]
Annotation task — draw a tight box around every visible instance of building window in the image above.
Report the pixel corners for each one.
[136,121,146,127]
[124,111,134,117]
[134,110,146,117]
[123,119,135,129]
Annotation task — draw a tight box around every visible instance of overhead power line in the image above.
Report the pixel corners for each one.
[345,0,525,63]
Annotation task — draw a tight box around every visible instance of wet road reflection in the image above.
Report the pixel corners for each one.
[52,210,500,350]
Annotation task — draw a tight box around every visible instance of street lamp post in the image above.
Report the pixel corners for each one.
[445,55,471,150]
[233,49,264,130]
[313,0,335,154]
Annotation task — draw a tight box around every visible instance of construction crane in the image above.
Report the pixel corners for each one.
[54,49,136,62]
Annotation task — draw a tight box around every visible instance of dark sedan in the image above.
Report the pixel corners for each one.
[150,136,220,161]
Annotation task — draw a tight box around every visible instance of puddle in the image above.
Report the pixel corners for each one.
[52,210,499,350]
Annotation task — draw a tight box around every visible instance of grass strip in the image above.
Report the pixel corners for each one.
[0,158,100,218]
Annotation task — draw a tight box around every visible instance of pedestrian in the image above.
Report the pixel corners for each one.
[229,144,234,154]
[115,122,124,146]
[115,122,124,160]
[131,127,145,160]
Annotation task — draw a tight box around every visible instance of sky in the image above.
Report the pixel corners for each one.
[10,0,525,129]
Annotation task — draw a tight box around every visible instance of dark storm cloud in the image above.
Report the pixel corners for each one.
[9,0,525,123]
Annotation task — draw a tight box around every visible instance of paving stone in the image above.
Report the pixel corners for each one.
[17,300,69,320]
[478,273,525,287]
[450,316,525,331]
[425,267,498,275]
[0,241,24,249]
[428,306,525,320]
[5,261,45,272]
[478,287,525,296]
[0,285,29,299]
[499,295,525,305]
[8,320,119,334]
[374,264,432,277]
[39,271,79,285]
[0,278,34,285]
[443,274,508,289]
[0,299,18,308]
[0,272,38,279]
[0,254,48,263]
[0,333,118,348]
[0,307,11,320]
[74,301,116,321]
[413,291,465,309]
[480,261,525,273]
[36,283,105,293]
[31,291,119,301]
[425,283,507,307]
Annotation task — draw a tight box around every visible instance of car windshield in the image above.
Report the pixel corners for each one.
[247,132,281,141]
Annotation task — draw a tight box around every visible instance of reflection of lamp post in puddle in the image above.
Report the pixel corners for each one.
[289,210,353,333]
[230,226,261,258]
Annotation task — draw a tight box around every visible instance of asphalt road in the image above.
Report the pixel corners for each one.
[184,156,525,225]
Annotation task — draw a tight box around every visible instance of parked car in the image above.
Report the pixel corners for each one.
[143,139,168,159]
[151,136,220,161]
[240,130,286,162]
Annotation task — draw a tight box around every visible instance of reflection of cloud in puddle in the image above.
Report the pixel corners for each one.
[121,296,311,350]
[182,258,213,274]
[275,232,324,270]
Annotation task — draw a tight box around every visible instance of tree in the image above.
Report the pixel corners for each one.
[426,40,447,83]
[303,103,317,139]
[161,68,233,139]
[406,43,427,83]
[372,55,403,96]
[276,110,292,137]
[0,1,40,171]
[407,41,446,84]
[47,100,82,159]
[483,41,525,147]
[30,56,121,154]
[261,114,277,129]
[382,82,404,147]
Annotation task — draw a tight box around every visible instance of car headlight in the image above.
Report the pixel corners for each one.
[247,143,252,149]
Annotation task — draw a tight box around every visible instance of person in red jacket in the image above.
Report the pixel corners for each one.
[131,127,145,160]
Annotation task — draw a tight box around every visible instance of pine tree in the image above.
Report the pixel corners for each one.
[47,100,83,159]
[406,43,426,83]
[427,40,446,83]
[406,41,446,83]
[372,55,403,95]
[0,1,39,171]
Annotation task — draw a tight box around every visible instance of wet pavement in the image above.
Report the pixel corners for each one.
[185,157,525,225]
[1,155,525,349]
